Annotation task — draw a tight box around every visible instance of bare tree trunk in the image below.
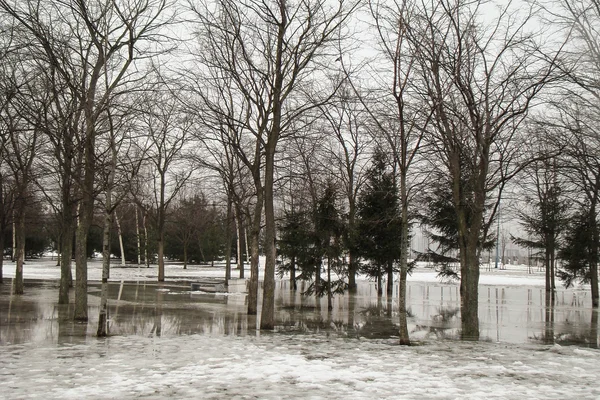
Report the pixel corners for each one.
[59,217,74,304]
[248,192,263,315]
[235,208,244,278]
[545,247,551,294]
[245,226,250,264]
[0,231,4,284]
[13,201,25,295]
[74,136,96,321]
[144,211,149,268]
[183,244,188,269]
[157,232,165,282]
[386,260,393,297]
[74,216,90,321]
[136,207,141,265]
[290,255,296,290]
[11,213,15,262]
[97,208,113,336]
[327,256,332,311]
[460,238,480,340]
[225,195,233,285]
[377,269,382,297]
[398,181,410,345]
[0,182,4,284]
[591,208,599,307]
[398,265,409,345]
[115,212,126,266]
[261,141,277,329]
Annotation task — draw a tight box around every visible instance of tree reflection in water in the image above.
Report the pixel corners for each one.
[0,279,599,346]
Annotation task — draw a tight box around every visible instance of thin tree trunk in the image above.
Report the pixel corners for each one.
[56,240,61,266]
[183,243,188,269]
[387,260,393,297]
[377,269,382,297]
[0,232,4,284]
[225,195,233,285]
[327,256,332,311]
[97,208,113,336]
[236,209,244,279]
[115,212,126,266]
[59,217,74,304]
[98,133,117,336]
[398,185,410,345]
[545,247,551,294]
[290,255,296,290]
[136,207,141,265]
[13,201,25,295]
[348,203,357,292]
[12,213,15,261]
[157,232,165,282]
[144,211,149,268]
[245,226,250,264]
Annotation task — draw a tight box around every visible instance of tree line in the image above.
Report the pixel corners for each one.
[1,0,599,343]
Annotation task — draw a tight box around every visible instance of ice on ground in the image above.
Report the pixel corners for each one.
[1,333,599,399]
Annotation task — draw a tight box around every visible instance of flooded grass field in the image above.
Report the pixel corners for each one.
[1,274,597,347]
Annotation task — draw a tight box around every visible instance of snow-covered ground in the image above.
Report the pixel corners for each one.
[0,257,550,286]
[1,258,599,399]
[2,332,599,399]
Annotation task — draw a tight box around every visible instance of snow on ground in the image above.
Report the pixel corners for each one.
[1,333,599,399]
[1,258,599,399]
[2,257,551,287]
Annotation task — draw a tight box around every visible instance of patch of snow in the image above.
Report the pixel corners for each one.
[1,334,600,399]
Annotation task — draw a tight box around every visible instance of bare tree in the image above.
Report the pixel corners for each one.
[535,0,600,308]
[189,0,359,329]
[135,88,195,282]
[0,49,44,294]
[97,92,147,336]
[343,0,431,345]
[319,84,371,294]
[0,0,174,320]
[411,0,560,339]
[512,130,569,295]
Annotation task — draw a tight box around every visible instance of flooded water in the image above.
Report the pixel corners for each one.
[1,278,598,347]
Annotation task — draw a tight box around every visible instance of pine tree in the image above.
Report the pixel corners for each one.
[313,181,347,309]
[356,149,402,296]
[278,181,347,309]
[277,209,315,290]
[559,207,599,289]
[419,172,494,280]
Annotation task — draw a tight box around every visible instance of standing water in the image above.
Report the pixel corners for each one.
[1,277,597,347]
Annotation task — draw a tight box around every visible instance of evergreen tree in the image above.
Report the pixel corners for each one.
[277,209,316,290]
[312,181,347,309]
[513,177,568,292]
[356,149,402,296]
[559,207,599,289]
[278,181,348,309]
[419,172,494,280]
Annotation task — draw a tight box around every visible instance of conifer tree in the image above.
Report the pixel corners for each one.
[559,207,599,290]
[357,149,402,296]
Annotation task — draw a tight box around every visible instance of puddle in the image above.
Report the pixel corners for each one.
[0,278,598,347]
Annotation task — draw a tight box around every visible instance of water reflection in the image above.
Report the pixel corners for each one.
[0,278,599,347]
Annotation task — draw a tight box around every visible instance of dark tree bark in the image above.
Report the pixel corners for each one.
[412,0,559,340]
